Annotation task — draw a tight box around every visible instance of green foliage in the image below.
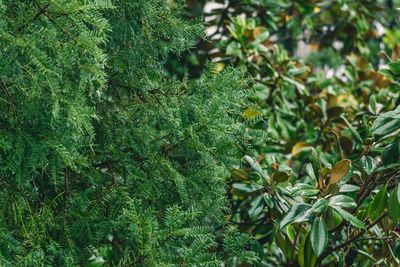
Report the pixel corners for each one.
[180,0,400,265]
[0,0,258,266]
[310,217,328,257]
[3,0,400,266]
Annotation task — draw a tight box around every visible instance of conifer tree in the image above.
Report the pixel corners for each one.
[0,0,257,265]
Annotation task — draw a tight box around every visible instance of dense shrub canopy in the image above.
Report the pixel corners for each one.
[0,0,255,266]
[1,0,400,266]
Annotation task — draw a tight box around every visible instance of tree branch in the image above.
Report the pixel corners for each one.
[317,211,388,264]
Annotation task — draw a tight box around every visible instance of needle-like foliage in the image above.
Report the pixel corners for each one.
[0,0,258,265]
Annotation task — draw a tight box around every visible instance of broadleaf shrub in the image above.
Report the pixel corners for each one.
[179,0,400,266]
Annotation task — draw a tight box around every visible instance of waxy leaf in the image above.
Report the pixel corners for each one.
[388,187,400,221]
[243,155,269,183]
[290,183,320,197]
[306,163,317,181]
[382,138,400,166]
[339,184,360,193]
[397,185,400,205]
[298,231,317,267]
[359,156,376,175]
[389,61,400,75]
[328,195,357,209]
[312,198,328,213]
[280,203,313,229]
[326,208,343,230]
[333,207,365,228]
[369,183,388,221]
[310,217,328,257]
[371,107,400,137]
[341,116,363,144]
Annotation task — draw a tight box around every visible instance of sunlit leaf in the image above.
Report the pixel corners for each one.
[328,195,357,209]
[292,142,312,156]
[280,203,313,229]
[242,107,262,121]
[371,107,400,138]
[312,198,328,213]
[310,217,328,257]
[333,207,365,228]
[359,156,376,175]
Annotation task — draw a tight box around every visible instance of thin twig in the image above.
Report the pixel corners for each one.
[318,211,388,264]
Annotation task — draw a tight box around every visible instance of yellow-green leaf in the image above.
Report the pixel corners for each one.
[299,231,317,267]
[292,142,311,156]
[242,107,262,121]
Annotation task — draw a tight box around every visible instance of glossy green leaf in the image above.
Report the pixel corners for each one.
[312,198,328,213]
[394,243,400,261]
[231,183,262,195]
[388,187,400,221]
[280,203,313,229]
[326,208,343,230]
[339,184,360,193]
[389,61,400,75]
[328,195,357,209]
[276,231,292,259]
[306,163,317,181]
[359,156,376,175]
[263,193,274,208]
[243,155,269,183]
[397,185,400,204]
[291,183,320,197]
[371,107,400,137]
[382,138,400,166]
[298,231,317,267]
[368,183,388,221]
[310,217,328,257]
[357,249,376,262]
[341,116,363,144]
[333,207,365,228]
